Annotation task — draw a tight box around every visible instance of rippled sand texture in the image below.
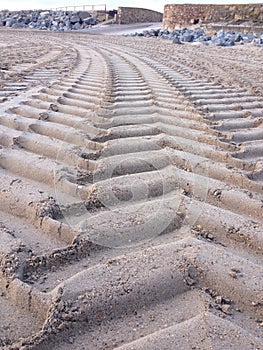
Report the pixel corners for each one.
[0,29,262,350]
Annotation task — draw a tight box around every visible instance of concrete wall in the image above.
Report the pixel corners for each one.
[163,3,263,30]
[117,7,163,24]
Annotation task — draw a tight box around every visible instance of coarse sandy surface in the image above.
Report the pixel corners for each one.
[86,22,162,35]
[0,26,262,349]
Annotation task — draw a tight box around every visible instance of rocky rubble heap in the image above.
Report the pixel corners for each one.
[125,27,263,46]
[0,9,100,30]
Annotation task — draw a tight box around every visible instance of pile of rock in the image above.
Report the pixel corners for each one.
[0,9,100,30]
[125,27,263,46]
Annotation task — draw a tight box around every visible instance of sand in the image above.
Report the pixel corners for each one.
[0,27,262,349]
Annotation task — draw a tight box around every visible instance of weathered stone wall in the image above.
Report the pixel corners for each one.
[117,7,163,24]
[163,3,263,30]
[93,10,107,22]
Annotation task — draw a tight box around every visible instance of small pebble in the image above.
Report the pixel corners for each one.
[221,304,232,315]
[228,271,238,279]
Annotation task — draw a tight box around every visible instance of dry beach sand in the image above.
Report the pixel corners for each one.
[0,27,262,349]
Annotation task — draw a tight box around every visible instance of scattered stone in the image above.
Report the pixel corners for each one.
[231,267,241,273]
[124,26,263,47]
[215,296,223,304]
[0,9,101,31]
[49,104,59,112]
[191,226,215,241]
[70,15,80,24]
[172,36,182,45]
[84,17,97,26]
[228,270,238,279]
[229,267,243,279]
[39,112,49,120]
[68,337,74,344]
[221,304,232,315]
[213,189,222,198]
[181,30,194,42]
